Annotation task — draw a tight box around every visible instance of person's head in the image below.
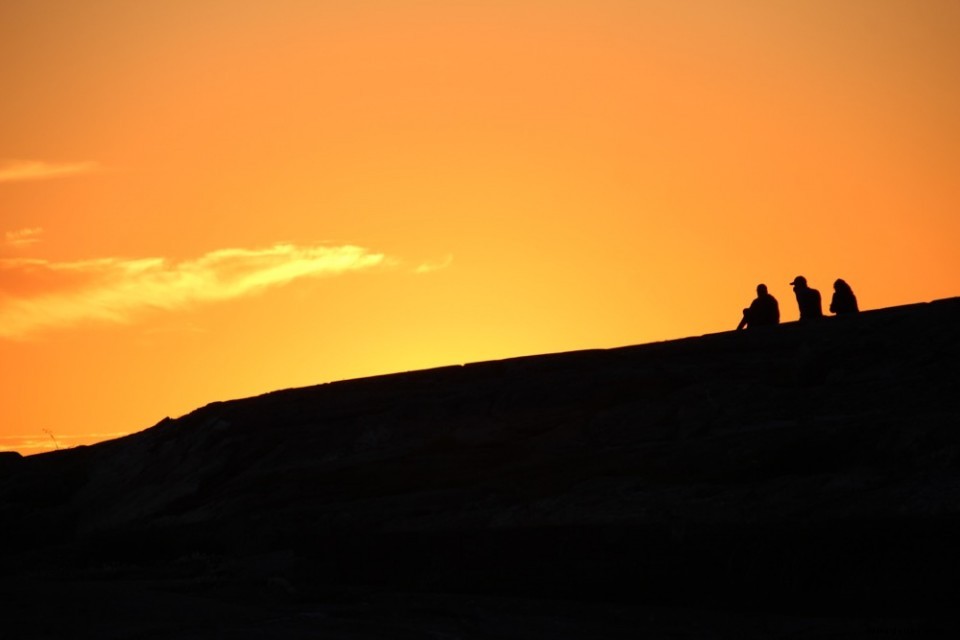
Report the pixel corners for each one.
[756,284,768,296]
[834,278,849,292]
[790,276,807,289]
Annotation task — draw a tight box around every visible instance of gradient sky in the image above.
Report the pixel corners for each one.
[2,1,958,455]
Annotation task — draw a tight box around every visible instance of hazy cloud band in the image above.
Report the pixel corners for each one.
[0,160,101,183]
[0,432,131,455]
[0,243,386,339]
[4,227,44,247]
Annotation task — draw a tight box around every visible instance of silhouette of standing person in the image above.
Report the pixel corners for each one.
[737,284,780,330]
[790,276,822,322]
[830,278,859,314]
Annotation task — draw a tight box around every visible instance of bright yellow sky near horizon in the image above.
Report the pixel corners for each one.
[2,1,958,455]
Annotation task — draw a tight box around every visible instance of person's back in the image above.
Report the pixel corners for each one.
[798,287,822,320]
[738,284,780,330]
[790,276,822,322]
[830,279,859,315]
[751,288,780,327]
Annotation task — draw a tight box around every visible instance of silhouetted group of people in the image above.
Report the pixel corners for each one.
[737,276,858,330]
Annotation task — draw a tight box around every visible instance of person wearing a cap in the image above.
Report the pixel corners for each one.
[790,275,822,321]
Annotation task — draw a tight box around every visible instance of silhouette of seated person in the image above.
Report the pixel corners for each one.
[737,284,780,330]
[830,278,859,315]
[790,275,823,322]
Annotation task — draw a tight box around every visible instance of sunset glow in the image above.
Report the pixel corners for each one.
[3,1,958,455]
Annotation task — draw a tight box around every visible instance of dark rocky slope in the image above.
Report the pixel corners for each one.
[2,298,960,638]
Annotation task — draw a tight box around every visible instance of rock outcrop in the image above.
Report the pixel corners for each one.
[2,298,959,638]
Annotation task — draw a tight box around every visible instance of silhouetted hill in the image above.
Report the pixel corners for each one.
[3,298,960,638]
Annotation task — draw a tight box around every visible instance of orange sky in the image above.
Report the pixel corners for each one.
[2,1,958,455]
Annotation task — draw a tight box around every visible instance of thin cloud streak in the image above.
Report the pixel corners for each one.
[0,160,101,183]
[4,227,44,247]
[0,243,386,339]
[414,254,454,274]
[0,431,131,455]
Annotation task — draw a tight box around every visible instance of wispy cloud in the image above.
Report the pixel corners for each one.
[0,243,387,339]
[414,254,454,274]
[4,227,44,248]
[0,160,101,183]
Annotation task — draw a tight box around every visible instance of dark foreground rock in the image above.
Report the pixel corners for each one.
[2,298,960,638]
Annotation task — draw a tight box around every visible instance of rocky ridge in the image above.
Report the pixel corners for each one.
[2,298,959,638]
